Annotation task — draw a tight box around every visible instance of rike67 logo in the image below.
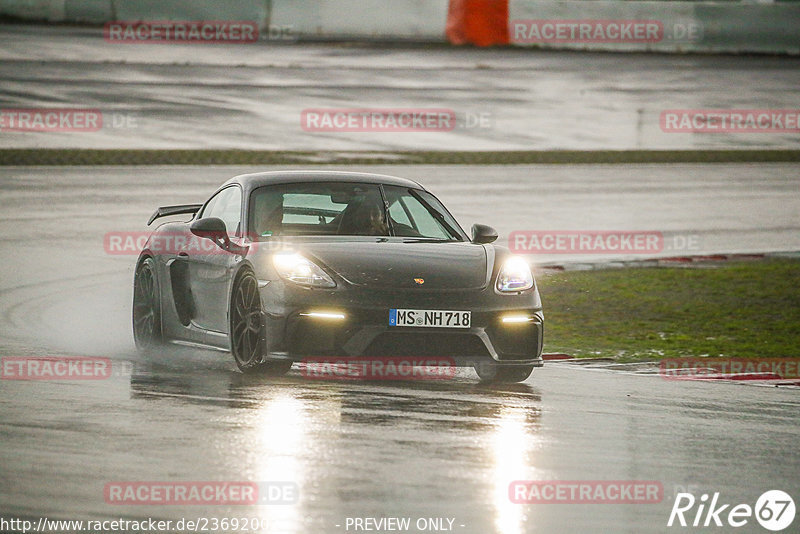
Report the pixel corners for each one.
[668,490,795,531]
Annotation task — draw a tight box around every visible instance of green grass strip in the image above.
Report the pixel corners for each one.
[538,258,800,361]
[1,149,799,166]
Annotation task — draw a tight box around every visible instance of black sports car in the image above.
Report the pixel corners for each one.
[132,171,543,382]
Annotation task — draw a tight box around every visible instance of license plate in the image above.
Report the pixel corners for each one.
[389,309,471,328]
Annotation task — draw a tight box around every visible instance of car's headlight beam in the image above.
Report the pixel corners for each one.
[273,253,336,288]
[496,256,534,293]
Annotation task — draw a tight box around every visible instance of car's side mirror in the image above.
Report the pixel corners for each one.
[190,217,239,252]
[471,223,498,244]
[191,216,227,241]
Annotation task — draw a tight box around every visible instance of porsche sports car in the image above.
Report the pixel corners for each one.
[132,171,543,382]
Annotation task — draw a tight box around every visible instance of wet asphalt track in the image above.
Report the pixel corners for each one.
[0,165,799,533]
[2,23,800,533]
[1,25,800,151]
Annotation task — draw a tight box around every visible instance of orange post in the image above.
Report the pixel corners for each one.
[446,0,510,46]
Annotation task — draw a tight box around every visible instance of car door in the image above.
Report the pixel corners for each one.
[183,185,244,334]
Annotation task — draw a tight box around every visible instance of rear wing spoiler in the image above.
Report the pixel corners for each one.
[147,204,203,226]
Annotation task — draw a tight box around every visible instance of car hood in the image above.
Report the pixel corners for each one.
[297,239,489,289]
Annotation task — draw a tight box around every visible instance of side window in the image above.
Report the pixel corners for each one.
[201,187,242,236]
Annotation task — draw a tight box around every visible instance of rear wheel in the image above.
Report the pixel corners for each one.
[474,361,534,383]
[230,270,292,376]
[132,257,162,351]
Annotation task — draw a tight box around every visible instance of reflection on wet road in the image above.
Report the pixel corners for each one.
[128,357,544,534]
[4,353,798,533]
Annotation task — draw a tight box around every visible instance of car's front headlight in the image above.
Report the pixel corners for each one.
[496,256,534,292]
[273,253,336,288]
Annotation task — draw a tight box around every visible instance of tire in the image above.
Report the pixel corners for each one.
[132,257,162,351]
[474,361,534,383]
[230,270,292,376]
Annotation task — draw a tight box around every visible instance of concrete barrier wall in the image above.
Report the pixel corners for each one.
[0,0,446,38]
[65,0,111,22]
[2,0,65,21]
[113,1,268,24]
[1,0,797,54]
[270,0,448,40]
[694,2,800,54]
[509,0,800,54]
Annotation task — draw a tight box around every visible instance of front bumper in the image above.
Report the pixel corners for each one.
[258,281,544,366]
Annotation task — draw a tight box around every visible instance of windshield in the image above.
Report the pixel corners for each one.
[248,182,464,240]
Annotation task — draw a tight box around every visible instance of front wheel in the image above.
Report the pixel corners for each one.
[474,361,534,383]
[230,270,292,376]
